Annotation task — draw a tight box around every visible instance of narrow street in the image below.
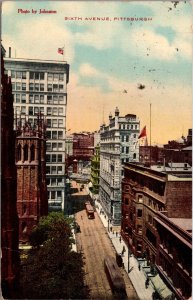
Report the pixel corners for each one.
[69,181,138,299]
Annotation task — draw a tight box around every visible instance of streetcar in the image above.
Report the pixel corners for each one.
[104,256,128,299]
[85,201,95,219]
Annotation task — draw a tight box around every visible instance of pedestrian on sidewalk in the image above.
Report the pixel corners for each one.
[110,226,112,232]
[116,232,118,237]
[119,236,122,243]
[145,278,149,289]
[138,263,141,271]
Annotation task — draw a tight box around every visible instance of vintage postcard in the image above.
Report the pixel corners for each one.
[1,1,192,299]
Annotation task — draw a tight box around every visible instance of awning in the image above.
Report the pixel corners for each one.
[151,275,173,300]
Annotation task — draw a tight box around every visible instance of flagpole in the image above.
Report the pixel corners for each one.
[150,102,152,167]
[63,44,65,62]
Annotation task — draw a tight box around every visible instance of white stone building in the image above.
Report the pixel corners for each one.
[4,55,69,211]
[99,107,140,225]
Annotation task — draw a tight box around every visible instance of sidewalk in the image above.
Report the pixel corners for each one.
[95,198,155,300]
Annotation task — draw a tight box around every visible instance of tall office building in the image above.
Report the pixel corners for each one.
[4,52,70,211]
[99,107,140,225]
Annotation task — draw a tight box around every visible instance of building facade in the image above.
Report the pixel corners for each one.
[1,46,20,298]
[90,144,100,194]
[4,54,69,211]
[155,212,192,300]
[121,163,192,299]
[99,108,140,225]
[15,115,48,242]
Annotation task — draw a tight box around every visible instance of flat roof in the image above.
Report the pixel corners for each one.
[169,218,192,232]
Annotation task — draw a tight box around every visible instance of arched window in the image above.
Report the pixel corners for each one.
[17,144,21,161]
[133,153,136,159]
[24,144,28,161]
[30,144,35,161]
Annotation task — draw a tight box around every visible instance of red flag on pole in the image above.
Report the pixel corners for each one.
[58,48,64,55]
[138,126,147,139]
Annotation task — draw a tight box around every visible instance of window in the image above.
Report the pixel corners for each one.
[59,96,63,103]
[22,83,26,91]
[53,95,58,104]
[40,95,44,103]
[59,74,64,81]
[46,142,51,151]
[53,84,58,92]
[126,147,129,154]
[16,83,21,90]
[48,73,53,81]
[51,179,56,186]
[30,144,35,161]
[24,144,28,161]
[57,166,62,174]
[133,153,136,159]
[22,72,26,79]
[57,191,62,199]
[137,209,142,217]
[134,134,136,138]
[137,225,142,234]
[126,136,129,142]
[16,94,20,103]
[51,191,56,199]
[53,73,59,81]
[16,71,22,79]
[47,107,52,115]
[52,131,57,139]
[29,94,33,103]
[47,119,51,128]
[35,83,39,91]
[34,95,39,103]
[53,108,57,115]
[58,154,62,162]
[122,147,124,153]
[58,143,63,150]
[34,107,39,115]
[29,107,33,115]
[47,95,52,104]
[17,144,21,161]
[11,70,16,78]
[40,73,44,80]
[46,155,51,162]
[52,154,56,162]
[47,84,52,91]
[59,85,63,92]
[51,166,57,174]
[58,119,63,127]
[29,83,33,91]
[58,131,63,139]
[52,120,57,127]
[46,131,51,139]
[52,143,57,150]
[40,84,44,91]
[21,107,26,114]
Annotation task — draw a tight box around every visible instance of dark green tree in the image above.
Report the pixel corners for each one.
[20,212,89,299]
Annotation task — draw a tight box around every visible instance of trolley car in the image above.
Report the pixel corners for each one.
[104,256,128,299]
[85,201,95,219]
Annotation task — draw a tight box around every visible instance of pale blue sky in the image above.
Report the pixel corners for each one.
[2,1,192,144]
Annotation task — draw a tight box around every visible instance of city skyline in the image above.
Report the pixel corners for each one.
[2,0,192,144]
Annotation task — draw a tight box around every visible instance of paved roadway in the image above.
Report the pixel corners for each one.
[71,181,138,300]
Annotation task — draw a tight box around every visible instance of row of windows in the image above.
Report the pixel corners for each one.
[46,166,63,174]
[46,142,64,151]
[121,134,137,142]
[47,107,63,116]
[46,178,64,186]
[119,124,139,130]
[48,73,64,81]
[16,144,35,162]
[46,118,64,128]
[12,83,64,92]
[11,71,64,82]
[14,94,65,104]
[46,154,63,163]
[46,131,63,139]
[48,190,62,200]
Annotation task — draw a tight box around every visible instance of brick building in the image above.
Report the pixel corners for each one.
[15,114,48,242]
[155,212,192,300]
[1,45,20,298]
[121,163,192,299]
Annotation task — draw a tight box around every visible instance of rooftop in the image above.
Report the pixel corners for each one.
[169,218,192,233]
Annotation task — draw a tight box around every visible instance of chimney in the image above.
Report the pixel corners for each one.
[9,47,11,58]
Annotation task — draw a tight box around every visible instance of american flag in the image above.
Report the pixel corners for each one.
[58,47,64,55]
